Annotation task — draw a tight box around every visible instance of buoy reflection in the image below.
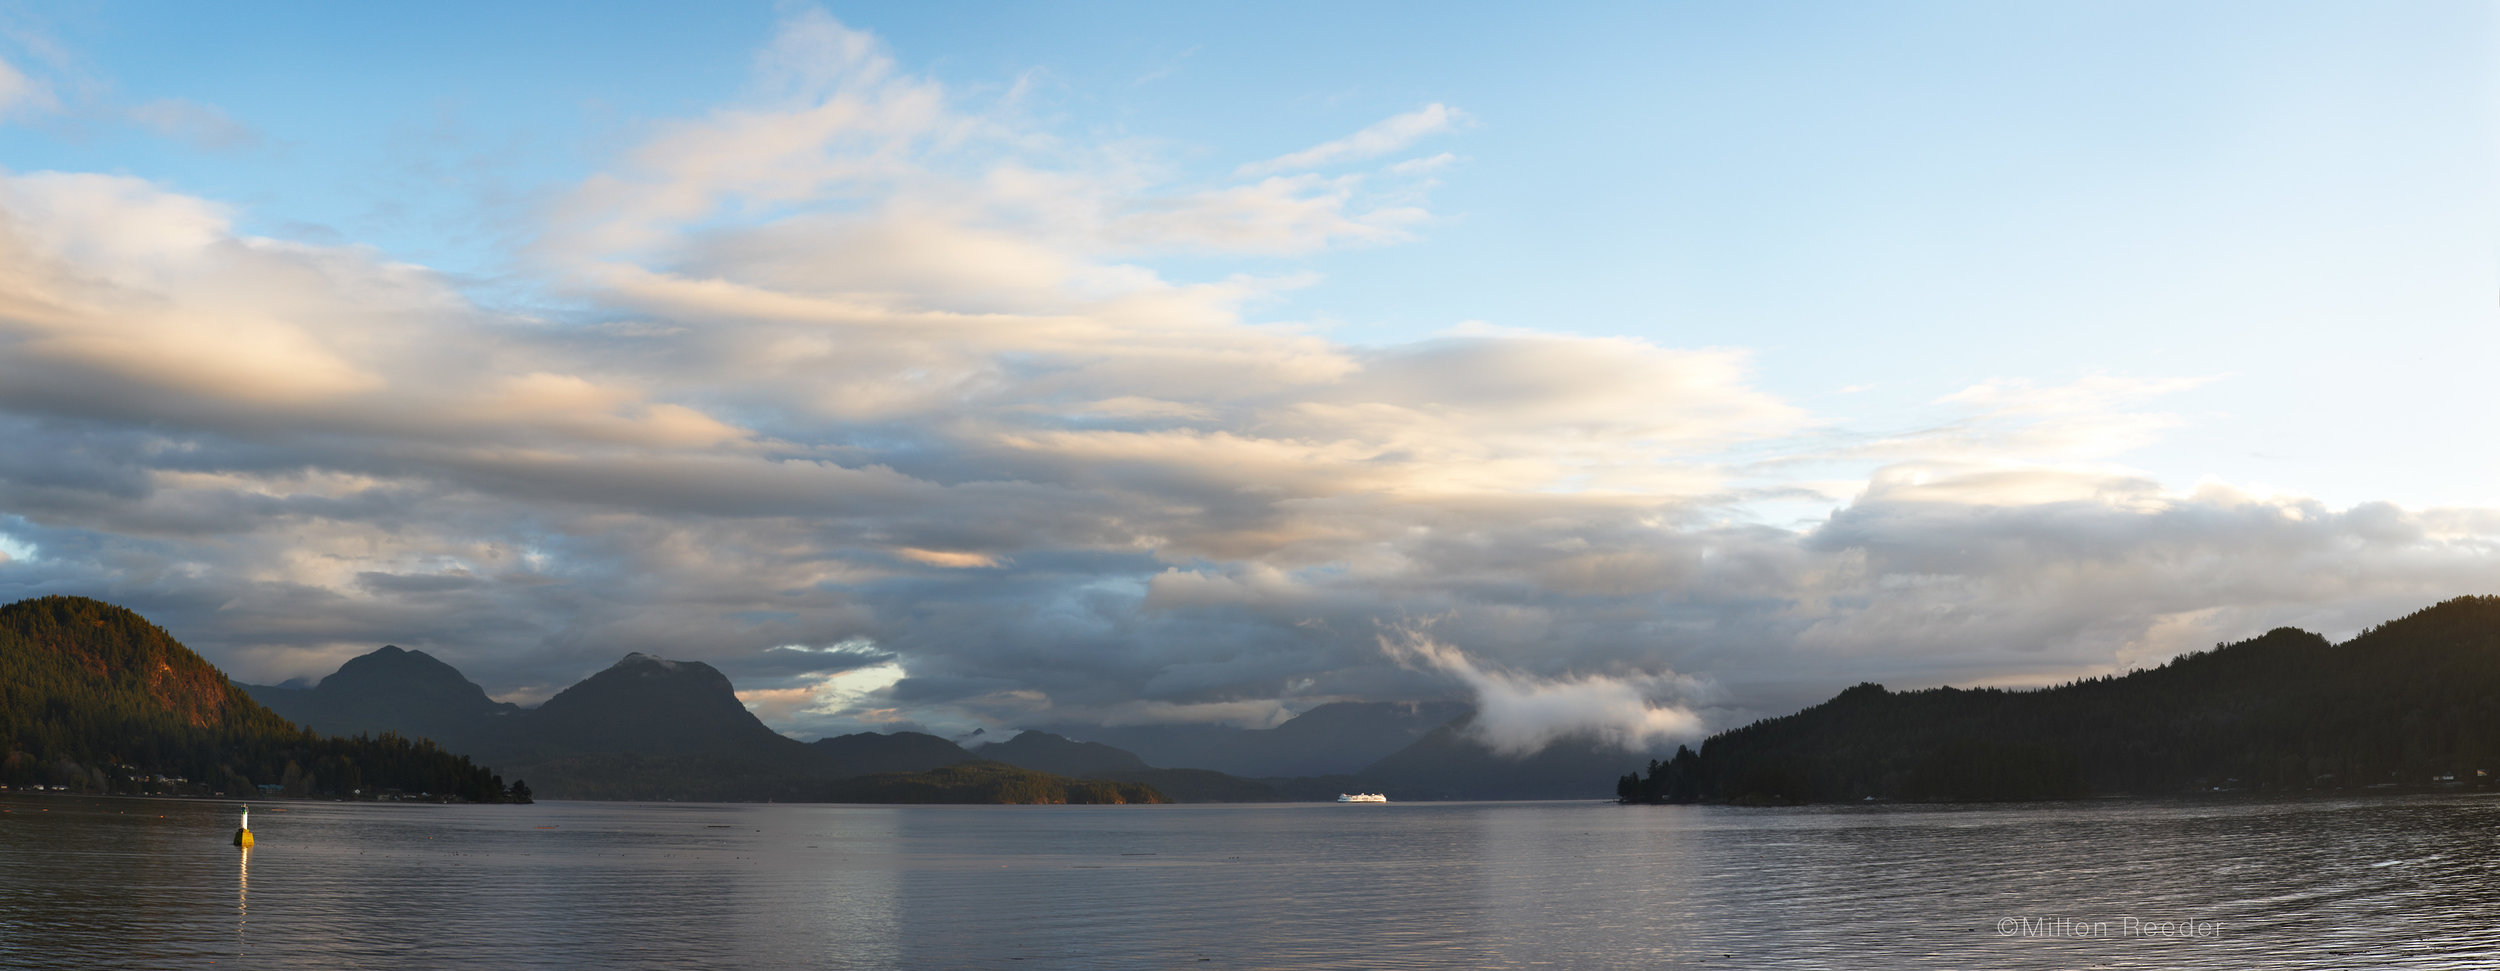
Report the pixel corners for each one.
[237,844,250,951]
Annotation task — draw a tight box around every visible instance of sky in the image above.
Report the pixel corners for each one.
[0,1,2493,746]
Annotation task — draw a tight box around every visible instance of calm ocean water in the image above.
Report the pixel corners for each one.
[5,791,2499,968]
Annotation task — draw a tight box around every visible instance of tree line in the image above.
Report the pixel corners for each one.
[1622,596,2500,804]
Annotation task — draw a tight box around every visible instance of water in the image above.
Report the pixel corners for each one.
[6,792,2500,969]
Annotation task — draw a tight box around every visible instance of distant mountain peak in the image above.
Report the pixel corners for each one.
[322,643,482,693]
[978,729,1151,777]
[614,652,686,672]
[245,642,520,754]
[523,651,792,761]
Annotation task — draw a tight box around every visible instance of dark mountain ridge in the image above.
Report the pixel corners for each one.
[1622,596,2500,805]
[1053,700,1469,777]
[249,648,1145,801]
[1356,714,1656,800]
[972,729,1298,802]
[812,730,976,776]
[975,730,1152,777]
[251,645,1654,802]
[520,653,805,761]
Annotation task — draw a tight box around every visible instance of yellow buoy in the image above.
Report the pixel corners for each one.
[233,805,253,847]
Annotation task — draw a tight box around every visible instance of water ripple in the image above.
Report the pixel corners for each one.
[7,794,2500,968]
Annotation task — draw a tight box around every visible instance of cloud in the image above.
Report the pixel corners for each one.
[0,172,395,406]
[1113,174,1425,254]
[3,10,2498,746]
[0,54,58,121]
[1238,104,1470,176]
[1379,624,1704,755]
[0,48,253,148]
[894,548,1003,569]
[737,658,906,727]
[1385,153,1458,178]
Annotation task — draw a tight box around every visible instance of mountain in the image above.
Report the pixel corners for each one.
[1040,722,1241,771]
[1341,715,1654,800]
[465,654,824,801]
[518,654,805,761]
[1007,712,1649,801]
[245,645,519,754]
[253,647,828,800]
[1036,701,1635,800]
[1206,701,1470,777]
[246,645,1174,802]
[969,729,1285,801]
[241,642,1645,803]
[812,731,975,776]
[1621,596,2500,805]
[1055,701,1470,777]
[977,730,1152,777]
[251,647,847,799]
[0,596,519,802]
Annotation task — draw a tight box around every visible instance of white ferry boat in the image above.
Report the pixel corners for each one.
[1336,793,1387,803]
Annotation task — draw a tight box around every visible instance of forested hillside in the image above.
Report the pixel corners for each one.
[0,596,522,802]
[1622,596,2500,804]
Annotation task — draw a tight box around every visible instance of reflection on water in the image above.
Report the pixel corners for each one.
[6,793,2500,968]
[236,845,249,958]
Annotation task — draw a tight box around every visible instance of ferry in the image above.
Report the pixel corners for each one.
[1336,793,1387,803]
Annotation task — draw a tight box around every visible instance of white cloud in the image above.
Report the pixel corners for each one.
[1380,625,1705,755]
[0,54,58,121]
[1113,174,1424,254]
[1388,152,1457,175]
[1239,103,1471,176]
[739,658,907,726]
[0,48,249,147]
